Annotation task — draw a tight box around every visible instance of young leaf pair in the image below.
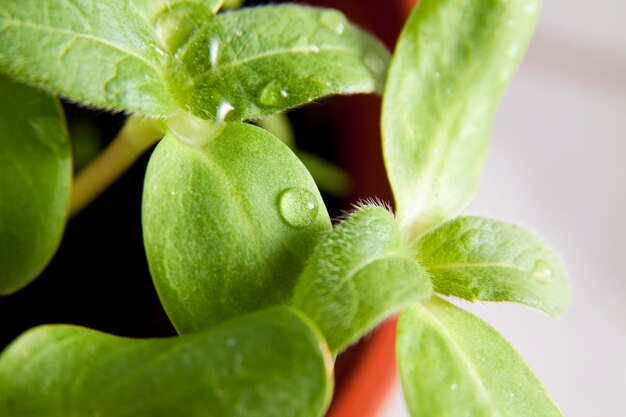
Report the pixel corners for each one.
[0,1,571,417]
[383,1,569,416]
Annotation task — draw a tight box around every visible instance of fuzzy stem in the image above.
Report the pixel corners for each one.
[69,116,164,217]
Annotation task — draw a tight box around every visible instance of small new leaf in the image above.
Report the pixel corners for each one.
[397,297,564,417]
[382,0,541,239]
[143,122,331,333]
[293,205,432,355]
[0,307,333,417]
[166,5,390,121]
[414,216,569,316]
[0,0,176,116]
[0,74,71,295]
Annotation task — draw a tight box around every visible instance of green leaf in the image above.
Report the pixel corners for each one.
[293,205,432,355]
[382,0,541,240]
[166,5,390,121]
[397,297,564,417]
[0,74,71,295]
[0,0,176,116]
[414,216,569,316]
[143,121,332,333]
[0,307,333,417]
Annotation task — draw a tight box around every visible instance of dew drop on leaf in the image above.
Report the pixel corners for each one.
[209,38,220,68]
[364,53,385,75]
[319,9,346,36]
[294,35,309,48]
[259,81,284,106]
[278,188,319,228]
[532,260,552,278]
[216,101,234,123]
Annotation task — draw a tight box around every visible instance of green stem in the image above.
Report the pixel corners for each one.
[69,116,164,217]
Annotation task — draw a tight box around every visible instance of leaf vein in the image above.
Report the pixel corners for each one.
[426,261,527,273]
[191,45,354,82]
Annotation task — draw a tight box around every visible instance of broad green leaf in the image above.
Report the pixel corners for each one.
[414,216,569,316]
[293,205,432,355]
[0,0,176,116]
[0,307,333,417]
[0,74,71,295]
[397,297,564,417]
[166,5,390,121]
[132,0,223,24]
[143,121,332,333]
[382,0,541,240]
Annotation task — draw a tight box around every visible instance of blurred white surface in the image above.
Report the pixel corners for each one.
[382,1,626,416]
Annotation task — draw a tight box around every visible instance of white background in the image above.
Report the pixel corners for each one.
[382,1,626,416]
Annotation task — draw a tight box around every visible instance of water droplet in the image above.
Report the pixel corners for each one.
[294,35,309,48]
[532,261,552,278]
[216,101,234,123]
[308,75,333,89]
[209,38,220,67]
[259,81,285,106]
[166,111,222,147]
[450,383,458,391]
[278,188,319,228]
[320,9,347,35]
[364,53,385,75]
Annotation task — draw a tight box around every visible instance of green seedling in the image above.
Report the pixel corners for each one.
[0,0,569,416]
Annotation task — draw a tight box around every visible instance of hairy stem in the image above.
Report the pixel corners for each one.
[69,116,164,217]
